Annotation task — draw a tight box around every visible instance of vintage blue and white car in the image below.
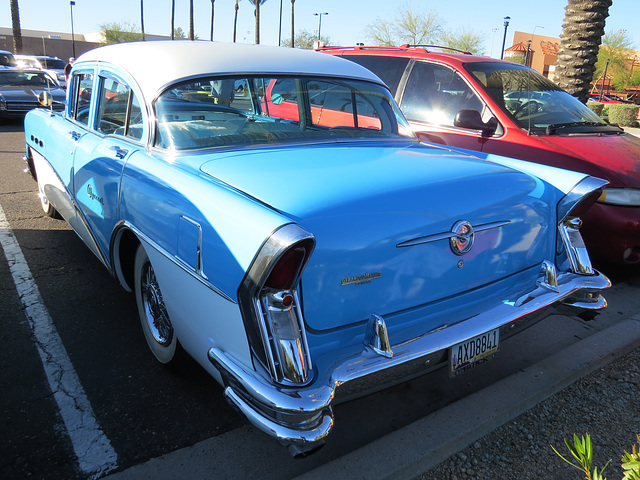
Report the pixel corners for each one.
[24,41,610,454]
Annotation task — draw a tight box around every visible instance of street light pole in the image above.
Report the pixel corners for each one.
[314,12,328,41]
[70,1,76,58]
[500,16,510,60]
[278,0,283,46]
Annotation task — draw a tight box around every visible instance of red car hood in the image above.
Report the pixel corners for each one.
[539,133,640,187]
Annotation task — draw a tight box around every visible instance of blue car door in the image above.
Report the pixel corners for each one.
[72,73,145,265]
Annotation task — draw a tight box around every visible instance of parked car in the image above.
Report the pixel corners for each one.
[14,54,67,88]
[589,93,633,104]
[0,49,17,67]
[24,41,610,454]
[319,45,640,264]
[0,69,66,119]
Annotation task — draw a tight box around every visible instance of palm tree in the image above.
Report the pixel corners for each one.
[554,0,613,103]
[140,0,145,41]
[248,0,267,44]
[10,0,23,53]
[290,0,295,48]
[210,0,215,41]
[233,0,239,42]
[189,0,194,40]
[171,0,175,40]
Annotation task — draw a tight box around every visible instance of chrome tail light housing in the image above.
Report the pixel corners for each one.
[556,176,608,274]
[239,224,315,385]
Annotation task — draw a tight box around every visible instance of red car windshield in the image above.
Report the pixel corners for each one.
[464,62,606,132]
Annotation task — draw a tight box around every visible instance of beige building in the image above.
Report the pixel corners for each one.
[506,31,560,81]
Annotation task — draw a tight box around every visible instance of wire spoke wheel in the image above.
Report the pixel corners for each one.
[134,245,178,364]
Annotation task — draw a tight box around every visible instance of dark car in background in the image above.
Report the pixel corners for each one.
[0,49,17,67]
[319,45,640,264]
[0,69,66,119]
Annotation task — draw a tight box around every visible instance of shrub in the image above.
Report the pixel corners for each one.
[552,433,640,480]
[608,104,640,126]
[587,100,605,116]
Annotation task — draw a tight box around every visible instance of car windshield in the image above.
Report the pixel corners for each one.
[464,62,606,133]
[0,71,57,87]
[154,75,411,150]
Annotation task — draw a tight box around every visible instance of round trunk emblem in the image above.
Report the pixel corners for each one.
[450,220,474,255]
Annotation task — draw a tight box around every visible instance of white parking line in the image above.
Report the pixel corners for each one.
[0,203,118,478]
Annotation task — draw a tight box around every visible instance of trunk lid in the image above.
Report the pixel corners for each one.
[201,141,554,331]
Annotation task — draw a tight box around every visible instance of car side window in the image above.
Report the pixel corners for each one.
[343,56,410,95]
[307,79,381,129]
[400,62,486,128]
[96,76,143,140]
[70,72,94,126]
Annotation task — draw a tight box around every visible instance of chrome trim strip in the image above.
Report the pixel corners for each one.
[114,221,236,303]
[209,268,610,446]
[397,220,510,248]
[178,215,205,278]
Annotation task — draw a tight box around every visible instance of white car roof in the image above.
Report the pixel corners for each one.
[75,41,385,99]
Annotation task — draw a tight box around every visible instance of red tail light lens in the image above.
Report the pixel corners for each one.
[264,243,310,290]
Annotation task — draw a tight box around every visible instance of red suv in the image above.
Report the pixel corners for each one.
[318,45,640,264]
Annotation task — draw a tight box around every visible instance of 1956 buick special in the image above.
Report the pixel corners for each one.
[23,41,610,455]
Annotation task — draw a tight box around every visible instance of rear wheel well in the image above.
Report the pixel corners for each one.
[113,228,140,292]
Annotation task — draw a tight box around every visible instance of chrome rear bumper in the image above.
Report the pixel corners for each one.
[208,269,610,452]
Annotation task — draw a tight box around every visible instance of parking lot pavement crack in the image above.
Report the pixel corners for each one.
[1,202,119,478]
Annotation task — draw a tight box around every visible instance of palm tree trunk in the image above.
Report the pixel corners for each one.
[554,0,612,103]
[10,0,23,53]
[255,2,261,44]
[290,0,295,48]
[233,0,239,43]
[189,0,194,40]
[171,0,175,40]
[140,0,145,41]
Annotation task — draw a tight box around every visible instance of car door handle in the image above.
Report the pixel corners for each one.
[69,131,82,141]
[110,146,128,159]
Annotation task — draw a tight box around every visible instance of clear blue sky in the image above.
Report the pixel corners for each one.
[3,0,639,56]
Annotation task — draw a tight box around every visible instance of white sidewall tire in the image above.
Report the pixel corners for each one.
[134,244,178,364]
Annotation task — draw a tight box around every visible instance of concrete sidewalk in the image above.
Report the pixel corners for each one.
[624,126,640,137]
[295,315,640,480]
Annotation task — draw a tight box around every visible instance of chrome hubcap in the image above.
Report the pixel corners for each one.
[141,261,173,346]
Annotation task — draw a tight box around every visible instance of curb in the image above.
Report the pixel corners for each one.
[293,315,640,480]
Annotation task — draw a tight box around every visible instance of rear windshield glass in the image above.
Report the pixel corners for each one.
[154,75,411,150]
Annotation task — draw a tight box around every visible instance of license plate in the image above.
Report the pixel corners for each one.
[449,328,500,376]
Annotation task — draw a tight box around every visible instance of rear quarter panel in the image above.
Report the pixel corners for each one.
[119,150,292,369]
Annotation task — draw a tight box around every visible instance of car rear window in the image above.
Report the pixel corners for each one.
[338,56,411,95]
[154,75,411,150]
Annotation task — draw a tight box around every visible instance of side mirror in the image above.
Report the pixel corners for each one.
[38,91,53,107]
[454,109,497,137]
